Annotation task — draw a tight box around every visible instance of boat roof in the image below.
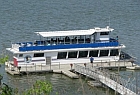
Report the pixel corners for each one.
[35,26,114,37]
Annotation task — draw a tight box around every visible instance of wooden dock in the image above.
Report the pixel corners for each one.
[5,60,140,94]
[5,63,79,78]
[5,68,20,75]
[5,60,140,79]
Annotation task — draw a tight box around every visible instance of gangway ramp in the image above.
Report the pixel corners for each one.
[74,64,140,95]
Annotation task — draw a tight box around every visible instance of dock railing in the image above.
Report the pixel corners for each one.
[74,64,140,95]
[21,62,61,72]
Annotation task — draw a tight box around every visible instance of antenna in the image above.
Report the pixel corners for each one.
[109,16,110,27]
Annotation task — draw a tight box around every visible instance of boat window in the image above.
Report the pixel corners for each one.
[110,49,119,56]
[19,54,23,57]
[99,50,109,57]
[68,51,78,58]
[57,52,67,59]
[34,53,44,57]
[65,36,70,44]
[100,32,109,35]
[79,51,88,58]
[89,50,99,57]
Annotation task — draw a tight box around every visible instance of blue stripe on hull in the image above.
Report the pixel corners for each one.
[19,42,119,51]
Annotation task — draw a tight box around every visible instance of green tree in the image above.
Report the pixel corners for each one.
[23,80,52,95]
[0,83,17,95]
[0,80,52,95]
[0,55,9,64]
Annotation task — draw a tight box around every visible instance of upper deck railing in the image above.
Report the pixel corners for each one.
[12,38,119,51]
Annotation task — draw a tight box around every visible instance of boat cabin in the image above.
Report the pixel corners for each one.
[6,26,125,67]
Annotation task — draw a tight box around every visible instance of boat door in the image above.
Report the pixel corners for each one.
[45,56,51,65]
[92,33,96,42]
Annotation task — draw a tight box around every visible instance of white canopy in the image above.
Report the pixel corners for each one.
[35,26,114,38]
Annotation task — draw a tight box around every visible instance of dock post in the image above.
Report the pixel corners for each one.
[84,63,86,68]
[70,64,73,70]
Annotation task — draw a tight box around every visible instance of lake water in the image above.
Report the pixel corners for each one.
[0,0,140,94]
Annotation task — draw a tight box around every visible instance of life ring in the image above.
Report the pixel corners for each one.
[24,55,32,63]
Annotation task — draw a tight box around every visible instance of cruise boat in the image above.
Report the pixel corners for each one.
[6,26,126,67]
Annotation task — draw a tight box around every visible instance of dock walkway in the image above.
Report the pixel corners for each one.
[74,64,140,95]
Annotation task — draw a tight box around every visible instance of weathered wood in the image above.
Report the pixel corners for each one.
[62,70,79,79]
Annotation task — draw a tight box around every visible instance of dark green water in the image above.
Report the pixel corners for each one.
[0,0,140,94]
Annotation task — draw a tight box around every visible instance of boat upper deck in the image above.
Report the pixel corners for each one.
[8,26,125,52]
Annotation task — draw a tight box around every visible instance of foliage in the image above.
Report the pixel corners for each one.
[0,74,3,79]
[0,55,9,64]
[0,83,16,95]
[0,80,52,95]
[23,80,52,95]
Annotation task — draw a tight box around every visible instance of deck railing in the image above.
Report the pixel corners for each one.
[15,38,117,47]
[18,42,119,51]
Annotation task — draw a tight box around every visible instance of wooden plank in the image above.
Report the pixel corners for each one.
[5,68,20,75]
[62,70,79,79]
